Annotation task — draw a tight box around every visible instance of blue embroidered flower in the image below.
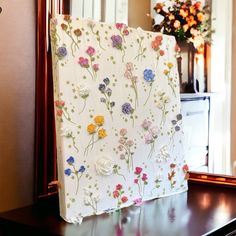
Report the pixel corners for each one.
[57,46,67,58]
[64,168,72,176]
[122,103,133,115]
[143,69,155,82]
[66,156,75,165]
[78,165,86,173]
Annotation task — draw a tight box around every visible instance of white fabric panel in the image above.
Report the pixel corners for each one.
[50,14,188,224]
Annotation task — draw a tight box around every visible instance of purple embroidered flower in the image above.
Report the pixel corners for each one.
[122,102,133,115]
[141,119,152,130]
[100,97,106,103]
[103,77,110,85]
[86,46,96,56]
[111,35,122,49]
[92,64,99,72]
[98,84,106,92]
[57,46,67,58]
[144,69,155,82]
[106,88,112,96]
[66,156,75,165]
[78,165,86,173]
[78,57,89,68]
[64,168,72,176]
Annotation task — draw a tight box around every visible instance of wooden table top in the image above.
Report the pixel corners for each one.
[0,182,236,236]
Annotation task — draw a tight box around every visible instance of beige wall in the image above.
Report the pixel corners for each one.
[232,2,236,175]
[128,0,152,31]
[0,0,35,211]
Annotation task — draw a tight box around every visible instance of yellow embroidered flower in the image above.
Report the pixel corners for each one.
[94,115,104,126]
[167,63,173,69]
[87,123,97,134]
[163,69,169,75]
[98,128,107,139]
[168,77,173,81]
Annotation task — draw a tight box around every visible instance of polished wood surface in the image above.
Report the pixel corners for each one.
[0,183,236,236]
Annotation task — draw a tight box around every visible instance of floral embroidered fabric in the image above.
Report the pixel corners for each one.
[50,14,188,224]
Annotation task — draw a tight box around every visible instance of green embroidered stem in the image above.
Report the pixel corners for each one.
[144,83,153,106]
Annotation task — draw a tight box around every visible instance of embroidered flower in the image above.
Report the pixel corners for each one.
[86,46,96,56]
[95,157,113,176]
[143,69,155,105]
[111,184,128,208]
[122,102,133,115]
[83,188,100,213]
[94,115,104,126]
[87,123,97,134]
[57,46,67,59]
[64,158,86,194]
[78,57,89,68]
[98,128,107,139]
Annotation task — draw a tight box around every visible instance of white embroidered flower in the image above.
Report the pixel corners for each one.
[163,95,170,104]
[77,84,90,99]
[156,145,170,162]
[156,173,163,182]
[83,188,100,206]
[60,127,72,137]
[156,101,163,109]
[95,157,113,176]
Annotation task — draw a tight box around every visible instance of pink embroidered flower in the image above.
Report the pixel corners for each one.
[134,178,139,184]
[121,196,128,203]
[126,62,134,71]
[113,190,119,198]
[115,23,124,30]
[150,126,158,138]
[86,46,95,56]
[119,137,126,145]
[141,119,152,130]
[159,49,165,56]
[144,132,154,144]
[124,70,133,79]
[142,173,148,181]
[135,167,142,175]
[182,164,189,173]
[55,100,65,108]
[92,64,99,72]
[133,198,143,206]
[78,57,89,68]
[170,163,176,169]
[155,35,163,42]
[56,109,63,116]
[118,145,124,151]
[116,184,122,190]
[126,140,134,147]
[119,128,127,136]
[123,29,129,36]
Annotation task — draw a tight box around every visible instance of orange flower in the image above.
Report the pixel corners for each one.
[154,3,165,13]
[197,12,204,22]
[194,1,202,11]
[173,20,181,29]
[183,24,189,32]
[179,9,188,18]
[87,123,96,134]
[187,16,197,27]
[190,6,196,15]
[168,14,175,21]
[98,128,107,139]
[94,115,104,126]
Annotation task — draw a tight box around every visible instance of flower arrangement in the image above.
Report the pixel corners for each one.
[153,0,212,51]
